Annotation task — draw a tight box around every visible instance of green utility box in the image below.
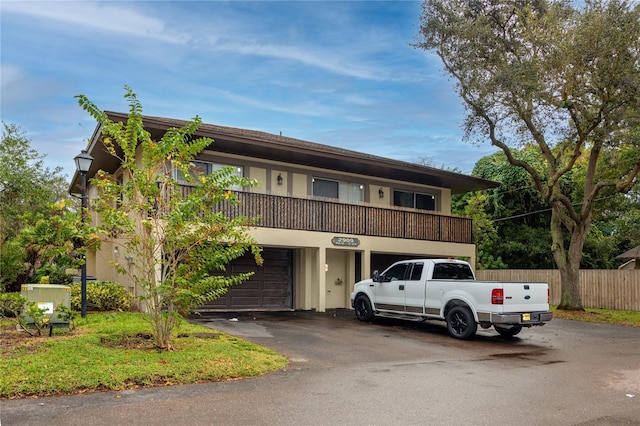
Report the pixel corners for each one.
[20,284,71,325]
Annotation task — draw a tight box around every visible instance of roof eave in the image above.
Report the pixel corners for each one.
[68,111,499,195]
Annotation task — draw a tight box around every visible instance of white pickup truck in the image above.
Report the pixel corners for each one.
[350,259,552,339]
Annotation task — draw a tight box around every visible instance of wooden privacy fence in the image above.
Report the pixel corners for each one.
[475,269,640,311]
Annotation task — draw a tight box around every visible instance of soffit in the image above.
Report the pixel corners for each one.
[70,112,498,194]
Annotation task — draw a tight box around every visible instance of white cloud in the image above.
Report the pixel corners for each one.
[2,1,409,82]
[200,87,341,118]
[209,38,388,81]
[1,1,188,44]
[0,64,22,91]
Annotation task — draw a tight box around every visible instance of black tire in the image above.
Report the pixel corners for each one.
[494,324,523,337]
[354,295,374,322]
[445,306,477,339]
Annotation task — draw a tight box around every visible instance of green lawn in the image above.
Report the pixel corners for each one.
[551,306,640,327]
[2,307,638,399]
[0,312,287,399]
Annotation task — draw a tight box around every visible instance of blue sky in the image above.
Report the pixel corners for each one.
[1,0,497,180]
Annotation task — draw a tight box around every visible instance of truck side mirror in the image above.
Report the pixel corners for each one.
[372,270,380,282]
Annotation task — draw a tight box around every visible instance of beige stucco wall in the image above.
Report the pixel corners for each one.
[271,170,288,196]
[291,173,307,198]
[249,167,267,193]
[440,188,452,214]
[369,185,390,207]
[200,151,452,213]
[249,226,476,312]
[86,149,473,313]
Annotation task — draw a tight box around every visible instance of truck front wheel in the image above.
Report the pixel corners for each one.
[354,295,374,322]
[446,306,477,339]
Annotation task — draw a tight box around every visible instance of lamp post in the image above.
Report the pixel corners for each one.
[74,149,94,319]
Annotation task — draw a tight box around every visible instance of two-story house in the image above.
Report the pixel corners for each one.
[70,112,497,313]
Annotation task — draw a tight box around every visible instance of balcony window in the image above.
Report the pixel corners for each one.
[393,190,436,211]
[174,161,243,190]
[313,178,364,203]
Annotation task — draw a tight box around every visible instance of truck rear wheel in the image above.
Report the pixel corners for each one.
[446,306,477,339]
[354,295,374,322]
[494,324,523,337]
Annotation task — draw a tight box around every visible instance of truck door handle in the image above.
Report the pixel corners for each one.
[399,285,405,290]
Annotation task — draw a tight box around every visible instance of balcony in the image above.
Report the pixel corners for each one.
[180,188,473,244]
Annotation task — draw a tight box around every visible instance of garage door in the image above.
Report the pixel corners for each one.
[201,248,293,310]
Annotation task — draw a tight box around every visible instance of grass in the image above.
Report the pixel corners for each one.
[0,312,288,399]
[2,308,638,399]
[551,306,640,327]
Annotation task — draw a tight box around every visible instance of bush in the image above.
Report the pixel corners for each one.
[0,292,26,318]
[70,281,133,312]
[33,264,74,285]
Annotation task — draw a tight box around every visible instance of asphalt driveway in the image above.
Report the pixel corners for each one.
[2,309,639,425]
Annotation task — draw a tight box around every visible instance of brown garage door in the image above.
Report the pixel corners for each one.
[201,248,293,310]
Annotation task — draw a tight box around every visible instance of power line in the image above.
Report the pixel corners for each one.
[491,194,620,222]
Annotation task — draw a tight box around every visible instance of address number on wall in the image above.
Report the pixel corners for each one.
[331,237,360,247]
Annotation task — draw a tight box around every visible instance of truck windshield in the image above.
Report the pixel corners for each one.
[432,263,474,280]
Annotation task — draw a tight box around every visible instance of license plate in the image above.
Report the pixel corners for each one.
[522,313,531,321]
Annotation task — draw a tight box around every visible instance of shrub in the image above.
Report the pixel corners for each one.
[70,281,133,312]
[0,292,26,318]
[33,264,73,285]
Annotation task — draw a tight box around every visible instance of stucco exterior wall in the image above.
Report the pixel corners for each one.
[249,226,476,312]
[199,150,451,212]
[248,166,267,193]
[84,140,477,313]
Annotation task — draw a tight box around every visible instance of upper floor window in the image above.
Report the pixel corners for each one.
[312,178,364,203]
[174,160,243,190]
[393,190,436,211]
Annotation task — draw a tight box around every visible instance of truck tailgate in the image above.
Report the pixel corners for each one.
[502,282,549,312]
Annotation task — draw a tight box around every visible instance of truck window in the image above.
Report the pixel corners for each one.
[432,263,474,280]
[383,263,409,282]
[409,263,424,281]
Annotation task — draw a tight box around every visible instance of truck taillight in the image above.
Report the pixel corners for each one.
[548,288,550,304]
[491,288,504,304]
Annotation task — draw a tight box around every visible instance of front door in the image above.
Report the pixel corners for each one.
[326,249,348,308]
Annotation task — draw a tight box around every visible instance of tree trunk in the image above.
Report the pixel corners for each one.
[557,259,582,311]
[550,207,587,311]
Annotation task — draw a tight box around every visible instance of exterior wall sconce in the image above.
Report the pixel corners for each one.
[378,188,384,199]
[277,173,283,186]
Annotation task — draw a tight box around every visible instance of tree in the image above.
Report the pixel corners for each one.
[584,182,640,268]
[456,147,636,269]
[454,147,554,269]
[453,189,508,269]
[16,200,91,285]
[417,0,640,310]
[76,87,262,350]
[0,123,71,291]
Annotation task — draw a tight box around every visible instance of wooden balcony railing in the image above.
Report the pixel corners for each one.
[179,188,473,244]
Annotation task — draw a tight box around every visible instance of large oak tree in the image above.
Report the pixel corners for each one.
[417,0,640,309]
